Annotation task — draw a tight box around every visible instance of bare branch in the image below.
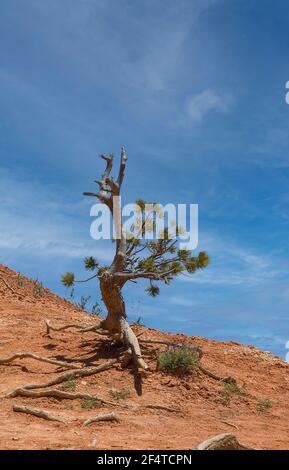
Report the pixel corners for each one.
[117,147,127,188]
[114,268,175,282]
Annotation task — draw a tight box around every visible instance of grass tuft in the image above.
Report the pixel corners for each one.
[157,345,199,373]
[256,398,272,413]
[81,397,102,409]
[62,376,77,391]
[110,389,130,400]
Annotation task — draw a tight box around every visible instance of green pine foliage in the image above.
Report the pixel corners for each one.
[61,272,75,287]
[61,198,209,300]
[84,256,99,270]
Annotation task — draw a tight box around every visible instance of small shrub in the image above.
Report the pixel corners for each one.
[34,280,43,298]
[91,301,102,316]
[217,393,231,407]
[222,381,246,396]
[64,403,73,410]
[256,398,272,413]
[62,376,77,391]
[110,389,130,400]
[17,272,26,287]
[134,316,145,326]
[81,397,102,409]
[157,345,199,373]
[74,295,91,311]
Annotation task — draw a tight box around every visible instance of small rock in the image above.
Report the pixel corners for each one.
[90,439,97,448]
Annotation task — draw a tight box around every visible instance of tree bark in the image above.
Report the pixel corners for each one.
[99,276,148,370]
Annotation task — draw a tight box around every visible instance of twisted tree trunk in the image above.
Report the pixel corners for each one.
[99,275,148,369]
[84,149,147,369]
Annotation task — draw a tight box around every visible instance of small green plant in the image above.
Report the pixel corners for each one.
[64,403,74,410]
[256,398,272,413]
[62,376,77,391]
[17,272,26,287]
[222,381,246,396]
[81,397,102,409]
[74,295,91,311]
[157,345,199,373]
[110,389,131,400]
[91,301,102,316]
[217,393,231,407]
[34,279,43,298]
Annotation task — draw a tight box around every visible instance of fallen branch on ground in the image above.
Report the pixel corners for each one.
[13,404,65,423]
[0,352,80,369]
[144,404,181,413]
[83,412,121,426]
[7,359,118,396]
[198,364,236,384]
[9,388,128,408]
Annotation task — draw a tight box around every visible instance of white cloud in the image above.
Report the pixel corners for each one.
[186,89,232,123]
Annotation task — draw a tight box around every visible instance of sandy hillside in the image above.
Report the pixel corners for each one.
[0,263,289,450]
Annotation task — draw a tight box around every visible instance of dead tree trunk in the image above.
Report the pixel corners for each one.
[84,149,148,370]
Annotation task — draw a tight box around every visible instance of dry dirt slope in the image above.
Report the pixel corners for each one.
[0,263,289,450]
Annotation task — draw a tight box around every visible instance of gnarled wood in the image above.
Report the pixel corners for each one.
[9,388,128,408]
[198,364,236,384]
[195,433,254,450]
[45,319,102,336]
[13,405,65,423]
[144,404,181,413]
[0,352,80,369]
[7,359,117,396]
[83,412,121,426]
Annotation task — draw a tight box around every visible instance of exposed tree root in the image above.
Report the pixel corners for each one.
[0,352,80,369]
[120,317,148,370]
[45,319,102,336]
[7,359,118,396]
[9,388,128,408]
[198,364,236,384]
[221,420,239,430]
[195,433,253,450]
[0,276,18,295]
[144,404,181,413]
[13,404,65,423]
[83,412,121,426]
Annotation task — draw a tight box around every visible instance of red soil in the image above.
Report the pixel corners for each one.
[0,263,289,450]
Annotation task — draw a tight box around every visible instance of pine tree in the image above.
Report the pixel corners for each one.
[62,148,209,369]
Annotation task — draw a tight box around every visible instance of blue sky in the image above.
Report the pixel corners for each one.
[1,0,289,358]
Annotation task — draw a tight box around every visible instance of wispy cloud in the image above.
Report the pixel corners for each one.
[0,167,113,263]
[186,89,232,123]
